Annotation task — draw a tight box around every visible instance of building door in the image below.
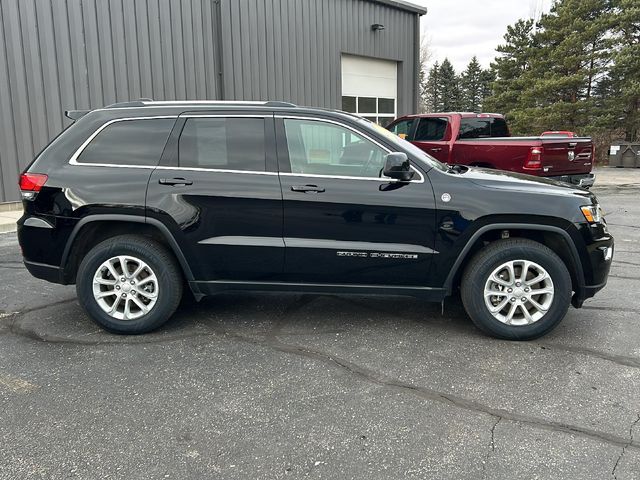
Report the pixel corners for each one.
[341,55,398,127]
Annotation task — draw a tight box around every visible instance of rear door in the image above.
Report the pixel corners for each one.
[276,115,437,287]
[411,117,451,163]
[145,112,284,282]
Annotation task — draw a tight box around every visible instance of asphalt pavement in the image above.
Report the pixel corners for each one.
[0,181,639,479]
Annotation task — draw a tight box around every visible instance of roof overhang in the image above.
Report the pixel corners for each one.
[368,0,427,15]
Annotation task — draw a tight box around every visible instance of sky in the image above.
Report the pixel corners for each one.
[411,0,553,72]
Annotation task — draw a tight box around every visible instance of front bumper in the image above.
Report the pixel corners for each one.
[550,173,595,188]
[571,222,613,307]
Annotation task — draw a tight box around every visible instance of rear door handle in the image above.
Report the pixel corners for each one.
[291,184,325,193]
[430,147,442,152]
[159,177,193,186]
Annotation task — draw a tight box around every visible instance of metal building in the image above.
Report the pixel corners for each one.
[0,0,426,202]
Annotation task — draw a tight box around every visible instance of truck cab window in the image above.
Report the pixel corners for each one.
[459,117,509,139]
[414,118,448,141]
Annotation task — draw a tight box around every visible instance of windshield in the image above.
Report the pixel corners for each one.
[356,118,449,172]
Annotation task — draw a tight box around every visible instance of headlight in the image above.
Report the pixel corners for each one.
[580,204,604,223]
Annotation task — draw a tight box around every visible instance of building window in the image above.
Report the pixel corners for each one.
[341,96,396,127]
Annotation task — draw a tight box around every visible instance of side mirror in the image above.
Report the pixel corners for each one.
[383,152,414,181]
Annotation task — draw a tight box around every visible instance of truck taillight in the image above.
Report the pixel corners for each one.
[19,173,48,200]
[524,147,543,170]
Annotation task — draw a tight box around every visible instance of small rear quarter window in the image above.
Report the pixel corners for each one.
[77,118,175,166]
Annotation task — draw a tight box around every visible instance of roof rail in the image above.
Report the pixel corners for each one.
[103,99,298,109]
[264,101,297,107]
[65,109,90,120]
[105,100,147,108]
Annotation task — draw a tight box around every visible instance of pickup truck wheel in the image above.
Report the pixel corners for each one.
[461,239,571,340]
[76,235,183,334]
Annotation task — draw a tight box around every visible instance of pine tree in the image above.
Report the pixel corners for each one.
[424,61,441,112]
[483,19,537,132]
[479,69,496,111]
[606,0,640,141]
[460,56,483,112]
[439,59,460,111]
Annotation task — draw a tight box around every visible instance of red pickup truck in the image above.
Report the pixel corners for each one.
[387,113,595,187]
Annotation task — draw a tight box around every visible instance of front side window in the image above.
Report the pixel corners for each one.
[388,119,414,139]
[77,118,175,166]
[283,119,387,178]
[414,118,448,141]
[179,117,266,171]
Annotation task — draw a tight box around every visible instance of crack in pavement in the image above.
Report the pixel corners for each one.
[582,305,640,314]
[3,294,640,452]
[613,259,640,267]
[481,417,501,480]
[612,415,640,479]
[536,342,640,369]
[202,321,640,452]
[609,275,640,281]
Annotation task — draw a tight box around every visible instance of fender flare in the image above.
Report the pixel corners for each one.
[60,214,195,282]
[444,222,585,296]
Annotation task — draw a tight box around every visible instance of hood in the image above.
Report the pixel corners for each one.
[464,167,594,201]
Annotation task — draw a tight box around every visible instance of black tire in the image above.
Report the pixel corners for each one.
[461,238,572,340]
[76,235,183,334]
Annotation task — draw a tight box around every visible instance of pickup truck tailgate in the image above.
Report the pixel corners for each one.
[541,138,593,176]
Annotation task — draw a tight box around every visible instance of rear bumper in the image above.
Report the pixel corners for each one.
[550,173,595,188]
[23,259,64,284]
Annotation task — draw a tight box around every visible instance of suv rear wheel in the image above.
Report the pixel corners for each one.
[76,235,183,334]
[461,238,571,340]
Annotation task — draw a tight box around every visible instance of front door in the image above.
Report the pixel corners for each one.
[411,117,451,163]
[277,116,437,286]
[145,113,283,282]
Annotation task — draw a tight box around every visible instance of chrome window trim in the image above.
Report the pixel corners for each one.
[153,165,278,176]
[276,115,425,183]
[68,116,178,167]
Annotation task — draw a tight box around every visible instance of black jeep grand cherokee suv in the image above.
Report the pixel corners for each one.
[18,101,613,340]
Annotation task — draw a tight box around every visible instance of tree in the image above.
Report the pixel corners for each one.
[417,34,432,113]
[483,19,537,131]
[605,0,640,141]
[460,56,483,112]
[438,59,460,111]
[423,61,441,112]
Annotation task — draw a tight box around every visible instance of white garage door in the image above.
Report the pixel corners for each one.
[341,54,397,127]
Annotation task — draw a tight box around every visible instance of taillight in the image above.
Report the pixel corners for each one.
[19,173,48,200]
[524,147,543,170]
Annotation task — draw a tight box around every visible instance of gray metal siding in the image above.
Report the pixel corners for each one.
[218,0,418,114]
[0,0,420,202]
[0,0,222,202]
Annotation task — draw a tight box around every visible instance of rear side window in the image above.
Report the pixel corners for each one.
[77,118,174,166]
[458,117,509,139]
[414,118,448,141]
[178,117,266,171]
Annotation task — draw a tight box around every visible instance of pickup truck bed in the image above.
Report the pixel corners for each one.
[387,113,594,187]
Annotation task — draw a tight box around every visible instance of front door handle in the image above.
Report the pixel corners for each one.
[430,147,442,152]
[291,184,325,193]
[159,177,193,186]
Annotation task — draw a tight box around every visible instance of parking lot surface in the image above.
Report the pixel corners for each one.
[1,179,639,479]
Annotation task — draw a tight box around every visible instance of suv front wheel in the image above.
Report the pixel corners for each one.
[76,235,183,334]
[461,238,572,340]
